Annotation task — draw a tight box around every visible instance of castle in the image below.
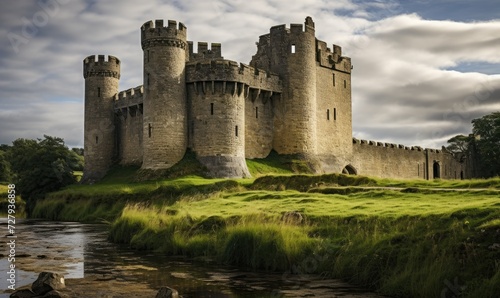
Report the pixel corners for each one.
[82,17,469,182]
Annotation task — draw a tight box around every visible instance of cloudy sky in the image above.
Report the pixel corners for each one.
[1,0,500,149]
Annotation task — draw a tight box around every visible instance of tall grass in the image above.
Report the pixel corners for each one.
[222,223,315,270]
[110,205,317,271]
[32,197,125,222]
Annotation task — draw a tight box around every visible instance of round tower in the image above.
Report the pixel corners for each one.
[187,68,250,178]
[141,19,188,169]
[82,54,120,182]
[270,17,317,156]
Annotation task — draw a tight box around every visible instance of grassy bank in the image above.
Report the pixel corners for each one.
[33,165,500,297]
[106,188,499,297]
[0,183,26,217]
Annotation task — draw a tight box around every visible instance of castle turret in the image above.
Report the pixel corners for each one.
[268,17,318,156]
[141,20,188,169]
[82,54,120,182]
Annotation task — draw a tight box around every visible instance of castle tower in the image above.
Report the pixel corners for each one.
[269,17,317,156]
[141,20,188,169]
[186,61,251,178]
[82,55,120,182]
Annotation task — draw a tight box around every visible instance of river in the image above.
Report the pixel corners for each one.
[0,220,385,297]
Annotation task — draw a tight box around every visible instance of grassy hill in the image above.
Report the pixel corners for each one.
[31,158,500,298]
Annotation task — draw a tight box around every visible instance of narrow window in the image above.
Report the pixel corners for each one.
[97,87,101,97]
[95,136,98,144]
[291,44,296,53]
[210,103,214,115]
[344,80,347,88]
[418,163,420,176]
[235,125,238,137]
[148,123,152,138]
[255,107,258,119]
[147,73,150,86]
[147,50,150,63]
[334,108,337,121]
[327,109,330,120]
[332,73,335,86]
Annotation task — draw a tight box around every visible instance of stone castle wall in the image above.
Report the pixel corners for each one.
[115,86,143,165]
[245,90,274,159]
[315,67,353,173]
[351,139,465,179]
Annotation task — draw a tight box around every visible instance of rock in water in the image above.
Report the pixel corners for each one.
[37,290,68,298]
[156,286,179,298]
[31,272,65,296]
[9,289,36,298]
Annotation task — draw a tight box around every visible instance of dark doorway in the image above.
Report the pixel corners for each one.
[460,171,464,180]
[342,165,357,175]
[433,162,440,179]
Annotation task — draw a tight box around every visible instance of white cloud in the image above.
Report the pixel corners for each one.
[345,13,500,147]
[0,0,499,149]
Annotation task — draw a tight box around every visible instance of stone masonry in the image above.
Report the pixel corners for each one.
[82,17,468,182]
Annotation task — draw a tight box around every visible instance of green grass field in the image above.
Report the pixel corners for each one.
[31,159,500,297]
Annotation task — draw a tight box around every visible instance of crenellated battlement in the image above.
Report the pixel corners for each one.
[270,16,315,37]
[352,138,448,154]
[141,19,187,49]
[188,41,223,62]
[185,59,281,92]
[317,40,351,73]
[353,138,428,151]
[115,85,144,101]
[83,55,120,79]
[114,85,143,111]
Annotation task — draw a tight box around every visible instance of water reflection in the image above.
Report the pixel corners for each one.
[0,220,384,297]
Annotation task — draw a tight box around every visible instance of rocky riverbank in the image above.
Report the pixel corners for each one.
[9,273,166,298]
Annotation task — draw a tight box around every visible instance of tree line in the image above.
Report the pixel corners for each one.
[0,135,83,215]
[446,111,500,178]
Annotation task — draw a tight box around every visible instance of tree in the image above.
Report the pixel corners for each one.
[446,134,472,162]
[68,149,84,171]
[9,135,77,215]
[71,147,84,156]
[472,112,500,177]
[0,149,12,182]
